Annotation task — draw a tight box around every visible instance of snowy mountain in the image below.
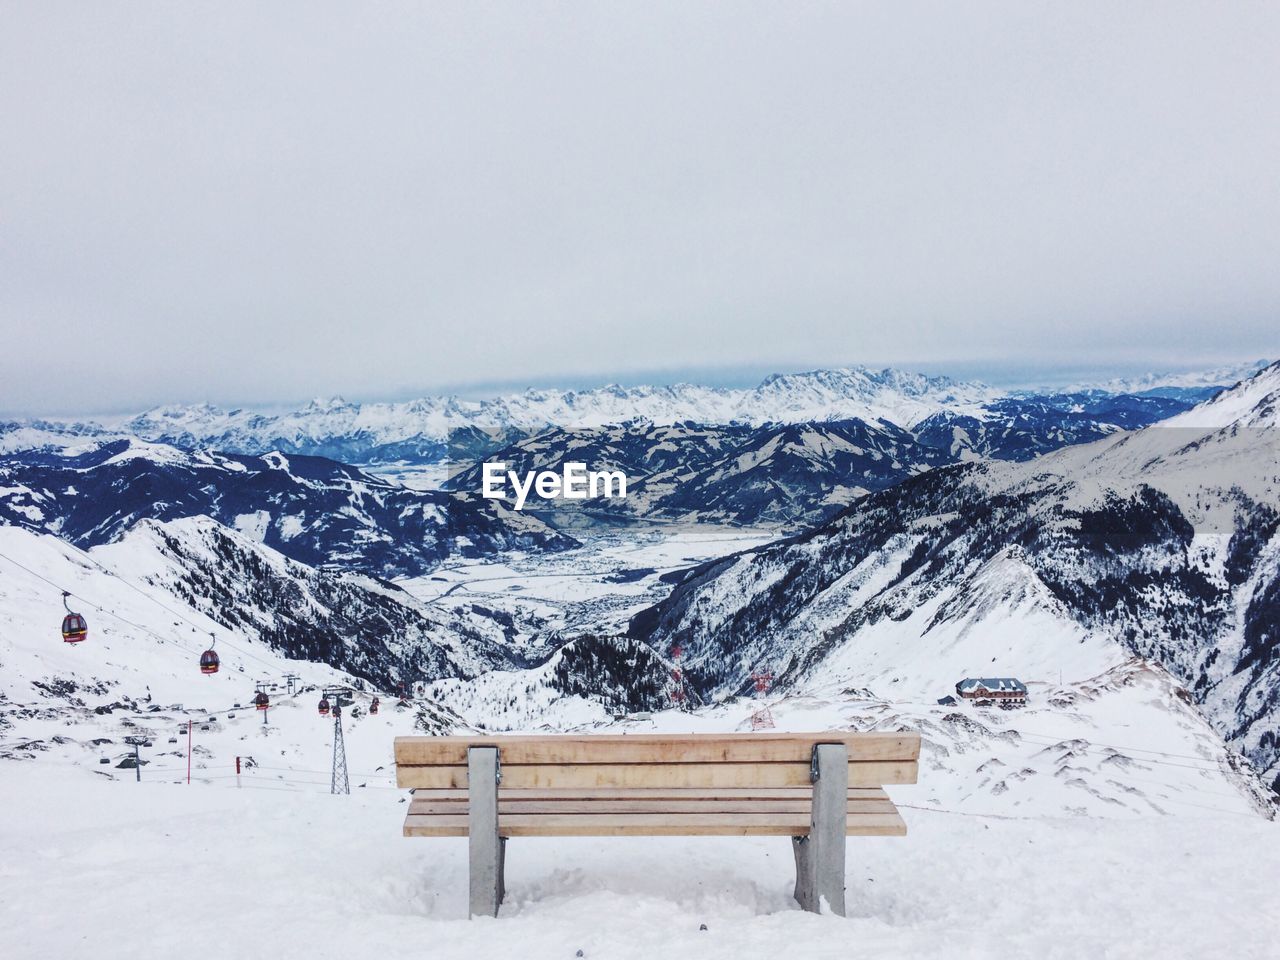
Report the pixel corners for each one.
[104,367,996,442]
[0,367,1025,464]
[0,520,669,739]
[629,362,1280,793]
[912,392,1192,461]
[0,437,574,578]
[0,520,531,706]
[453,398,1201,529]
[1066,358,1271,400]
[4,367,1253,529]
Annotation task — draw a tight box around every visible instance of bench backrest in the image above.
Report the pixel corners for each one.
[395,732,920,790]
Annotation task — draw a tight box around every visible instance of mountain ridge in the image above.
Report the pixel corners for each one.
[628,361,1280,792]
[6,362,1263,467]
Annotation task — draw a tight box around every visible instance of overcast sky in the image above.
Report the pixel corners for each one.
[2,2,1278,415]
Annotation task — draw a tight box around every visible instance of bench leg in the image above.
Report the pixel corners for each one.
[793,742,848,916]
[792,836,813,908]
[468,747,502,918]
[498,836,507,905]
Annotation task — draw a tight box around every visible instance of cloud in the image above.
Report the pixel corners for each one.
[2,1,1278,414]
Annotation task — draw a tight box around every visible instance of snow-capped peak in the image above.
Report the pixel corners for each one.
[1068,358,1271,395]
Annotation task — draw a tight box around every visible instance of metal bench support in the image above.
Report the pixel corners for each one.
[792,742,848,915]
[468,747,504,917]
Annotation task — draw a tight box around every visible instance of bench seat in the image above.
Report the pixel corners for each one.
[405,786,907,836]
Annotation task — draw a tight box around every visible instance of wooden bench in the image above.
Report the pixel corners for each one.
[395,731,919,917]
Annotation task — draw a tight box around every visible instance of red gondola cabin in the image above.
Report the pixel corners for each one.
[200,649,220,674]
[61,613,88,644]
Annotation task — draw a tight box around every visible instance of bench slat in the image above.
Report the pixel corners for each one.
[394,732,919,766]
[408,786,893,801]
[396,759,917,790]
[409,798,901,815]
[402,811,908,837]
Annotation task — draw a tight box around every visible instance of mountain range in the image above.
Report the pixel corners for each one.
[454,390,1222,528]
[0,438,573,578]
[5,361,1266,469]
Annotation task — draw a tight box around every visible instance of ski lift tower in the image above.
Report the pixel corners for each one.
[749,671,775,730]
[321,686,352,795]
[123,735,148,782]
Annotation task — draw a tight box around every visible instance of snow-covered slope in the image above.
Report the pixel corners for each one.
[631,362,1280,793]
[0,519,547,711]
[5,761,1278,960]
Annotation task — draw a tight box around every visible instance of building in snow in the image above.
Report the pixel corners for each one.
[956,677,1027,705]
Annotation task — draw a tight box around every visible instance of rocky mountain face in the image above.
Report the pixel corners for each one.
[629,362,1280,794]
[420,632,677,729]
[453,418,955,527]
[0,438,575,578]
[104,517,541,688]
[453,396,1207,529]
[912,392,1193,461]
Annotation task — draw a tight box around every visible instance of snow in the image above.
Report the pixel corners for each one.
[2,765,1276,960]
[1,517,1276,958]
[232,510,271,540]
[401,527,778,634]
[1157,360,1280,430]
[4,366,1280,955]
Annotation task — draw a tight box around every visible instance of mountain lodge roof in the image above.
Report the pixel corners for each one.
[956,677,1027,694]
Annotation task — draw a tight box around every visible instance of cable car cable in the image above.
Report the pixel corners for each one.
[0,546,286,674]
